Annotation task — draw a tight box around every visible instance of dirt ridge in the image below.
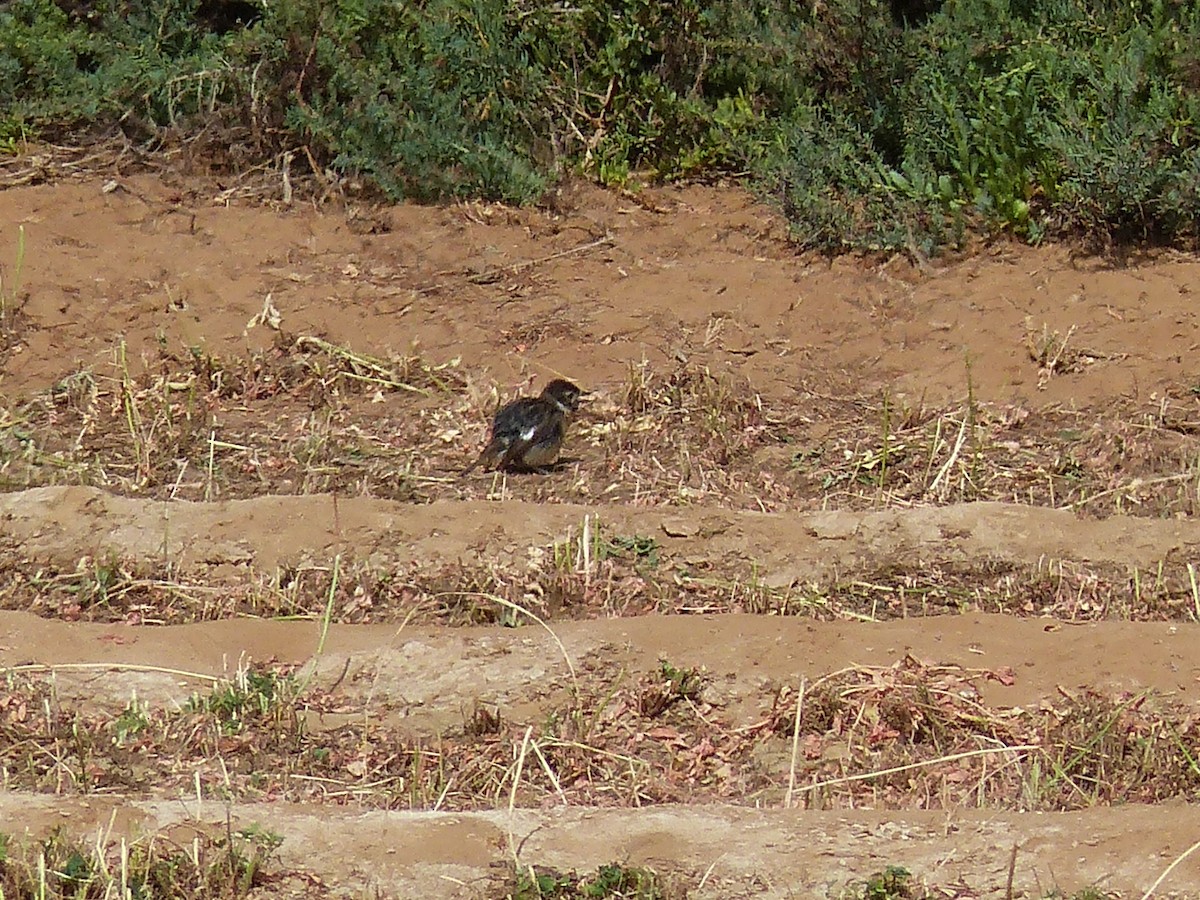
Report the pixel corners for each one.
[3,608,1196,722]
[0,793,1192,898]
[4,486,1198,577]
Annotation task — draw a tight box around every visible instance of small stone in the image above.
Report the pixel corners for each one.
[661,518,698,538]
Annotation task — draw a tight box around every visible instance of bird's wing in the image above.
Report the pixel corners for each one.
[462,397,529,476]
[495,399,556,468]
[498,424,541,468]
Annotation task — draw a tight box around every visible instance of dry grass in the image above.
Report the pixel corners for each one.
[797,383,1200,517]
[3,524,1200,626]
[738,556,1200,622]
[0,819,293,900]
[2,656,1198,816]
[0,337,1196,894]
[3,342,1200,520]
[0,333,466,500]
[761,657,1200,812]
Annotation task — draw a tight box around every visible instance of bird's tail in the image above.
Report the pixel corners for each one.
[460,440,505,478]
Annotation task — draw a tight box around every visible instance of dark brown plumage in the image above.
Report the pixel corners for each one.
[461,379,585,476]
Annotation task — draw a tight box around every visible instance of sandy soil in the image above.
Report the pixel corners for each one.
[2,166,1200,898]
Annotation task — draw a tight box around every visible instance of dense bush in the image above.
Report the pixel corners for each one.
[2,0,1198,250]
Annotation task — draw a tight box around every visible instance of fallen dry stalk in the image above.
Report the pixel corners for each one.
[437,590,579,691]
[784,676,806,809]
[790,744,1042,796]
[3,661,221,682]
[507,724,535,861]
[1140,835,1200,900]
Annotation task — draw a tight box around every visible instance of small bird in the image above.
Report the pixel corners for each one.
[462,379,585,476]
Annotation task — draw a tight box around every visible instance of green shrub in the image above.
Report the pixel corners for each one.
[0,0,100,127]
[1,0,1198,249]
[277,0,551,202]
[755,0,1200,249]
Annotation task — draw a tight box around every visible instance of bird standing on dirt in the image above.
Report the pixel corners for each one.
[462,379,586,476]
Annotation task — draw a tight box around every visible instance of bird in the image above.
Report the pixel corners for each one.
[461,379,585,476]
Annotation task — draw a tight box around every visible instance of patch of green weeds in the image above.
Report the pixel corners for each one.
[600,535,660,569]
[583,864,665,899]
[637,660,705,718]
[187,668,292,734]
[0,118,32,154]
[0,824,285,899]
[71,553,128,611]
[509,862,666,899]
[857,865,915,899]
[113,695,149,746]
[512,866,577,899]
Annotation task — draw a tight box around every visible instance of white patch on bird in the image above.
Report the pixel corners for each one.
[521,426,537,441]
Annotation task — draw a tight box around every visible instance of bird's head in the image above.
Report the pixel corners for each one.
[541,378,586,413]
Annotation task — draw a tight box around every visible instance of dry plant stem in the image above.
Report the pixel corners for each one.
[1191,562,1200,622]
[440,591,578,691]
[529,738,569,806]
[3,661,221,682]
[697,856,723,892]
[927,414,967,498]
[508,725,534,861]
[413,234,613,296]
[793,744,1041,795]
[1064,472,1196,511]
[295,553,340,697]
[1046,324,1077,372]
[1139,836,1200,900]
[784,676,806,809]
[576,513,594,597]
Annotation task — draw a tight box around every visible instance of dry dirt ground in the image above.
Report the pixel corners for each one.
[3,153,1200,898]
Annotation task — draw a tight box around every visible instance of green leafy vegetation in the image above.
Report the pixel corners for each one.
[857,865,915,899]
[2,0,1198,248]
[187,667,292,733]
[510,863,666,899]
[0,825,283,899]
